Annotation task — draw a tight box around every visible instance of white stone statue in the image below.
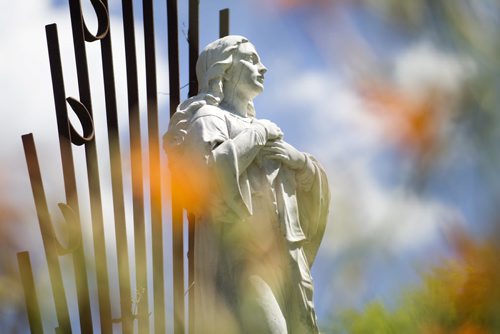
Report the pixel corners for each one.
[164,35,330,333]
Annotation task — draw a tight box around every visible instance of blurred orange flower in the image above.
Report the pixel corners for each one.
[362,82,446,156]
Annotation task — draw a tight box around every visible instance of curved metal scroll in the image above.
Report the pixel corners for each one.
[83,0,109,42]
[66,97,94,145]
[55,203,83,256]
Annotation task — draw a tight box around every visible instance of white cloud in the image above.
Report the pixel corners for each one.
[326,162,459,255]
[394,40,476,103]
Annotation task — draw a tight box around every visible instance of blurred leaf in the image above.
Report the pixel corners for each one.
[330,228,500,333]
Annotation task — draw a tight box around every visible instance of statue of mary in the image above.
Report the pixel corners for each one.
[164,35,330,333]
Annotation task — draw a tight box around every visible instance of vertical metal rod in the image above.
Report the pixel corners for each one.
[17,251,44,334]
[219,8,229,38]
[166,0,181,117]
[46,24,94,334]
[188,0,199,98]
[142,0,164,333]
[121,0,147,333]
[186,212,195,334]
[187,1,199,333]
[171,189,184,334]
[22,134,72,333]
[167,0,184,332]
[96,1,134,333]
[67,0,113,332]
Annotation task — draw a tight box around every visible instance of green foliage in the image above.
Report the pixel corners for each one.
[328,232,500,334]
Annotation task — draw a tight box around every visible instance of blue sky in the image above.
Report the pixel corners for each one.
[1,0,494,332]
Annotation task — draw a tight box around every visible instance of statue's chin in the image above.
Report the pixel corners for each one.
[234,82,264,101]
[254,83,264,94]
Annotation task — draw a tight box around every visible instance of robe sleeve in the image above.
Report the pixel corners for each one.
[184,110,267,218]
[296,155,330,266]
[295,154,316,192]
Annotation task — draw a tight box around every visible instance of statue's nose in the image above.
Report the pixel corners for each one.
[259,64,267,75]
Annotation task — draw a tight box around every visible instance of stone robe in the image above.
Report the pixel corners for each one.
[165,104,330,333]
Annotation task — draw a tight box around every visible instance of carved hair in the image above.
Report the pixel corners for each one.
[165,35,254,151]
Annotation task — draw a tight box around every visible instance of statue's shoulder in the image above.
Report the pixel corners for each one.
[192,104,226,121]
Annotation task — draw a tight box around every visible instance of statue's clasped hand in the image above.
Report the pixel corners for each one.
[253,119,283,140]
[262,140,307,170]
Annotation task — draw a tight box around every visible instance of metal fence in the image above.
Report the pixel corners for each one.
[17,1,229,333]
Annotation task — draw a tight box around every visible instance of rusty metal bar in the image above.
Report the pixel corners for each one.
[142,0,164,333]
[166,0,184,333]
[187,1,200,333]
[167,0,181,119]
[172,184,185,334]
[45,23,94,334]
[121,0,147,333]
[17,251,44,334]
[95,1,134,333]
[22,134,72,333]
[67,0,113,332]
[186,212,195,334]
[219,8,229,38]
[188,0,199,98]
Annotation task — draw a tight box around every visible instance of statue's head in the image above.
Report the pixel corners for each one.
[165,36,266,155]
[196,35,267,117]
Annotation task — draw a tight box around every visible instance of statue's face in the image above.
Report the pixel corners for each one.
[226,42,267,99]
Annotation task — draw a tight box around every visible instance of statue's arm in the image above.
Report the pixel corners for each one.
[192,118,277,177]
[188,110,272,175]
[211,122,268,175]
[261,140,317,190]
[188,112,271,175]
[187,113,271,215]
